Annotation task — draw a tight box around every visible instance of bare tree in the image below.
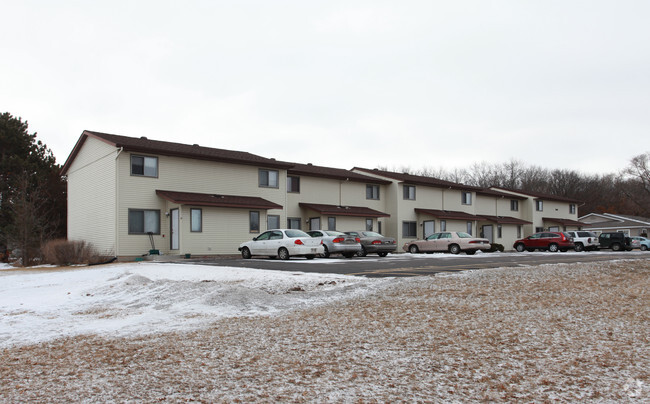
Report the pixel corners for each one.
[621,152,650,216]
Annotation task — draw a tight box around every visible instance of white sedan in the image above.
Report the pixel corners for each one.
[238,229,324,260]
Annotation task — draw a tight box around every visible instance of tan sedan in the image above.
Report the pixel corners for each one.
[402,231,491,255]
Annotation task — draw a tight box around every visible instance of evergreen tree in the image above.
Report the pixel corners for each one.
[0,112,66,264]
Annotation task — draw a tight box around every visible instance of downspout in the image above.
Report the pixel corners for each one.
[114,147,123,258]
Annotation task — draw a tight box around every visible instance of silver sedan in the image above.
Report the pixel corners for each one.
[307,230,361,258]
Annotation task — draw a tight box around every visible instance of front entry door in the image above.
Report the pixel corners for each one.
[170,208,179,250]
[309,217,321,230]
[423,221,435,238]
[482,225,493,243]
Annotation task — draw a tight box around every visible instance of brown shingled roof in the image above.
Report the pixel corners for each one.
[354,167,464,189]
[352,167,524,198]
[480,215,532,225]
[414,208,483,221]
[491,187,582,204]
[542,217,585,227]
[288,163,390,185]
[156,190,282,210]
[61,130,293,175]
[299,203,390,218]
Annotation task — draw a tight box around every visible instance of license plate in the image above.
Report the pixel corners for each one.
[311,248,317,252]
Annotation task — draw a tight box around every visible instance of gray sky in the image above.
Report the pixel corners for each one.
[2,1,649,175]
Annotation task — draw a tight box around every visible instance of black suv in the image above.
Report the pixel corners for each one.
[598,232,633,251]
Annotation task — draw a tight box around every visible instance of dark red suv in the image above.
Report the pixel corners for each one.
[513,232,575,252]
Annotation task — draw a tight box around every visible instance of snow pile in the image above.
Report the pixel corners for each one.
[0,262,386,347]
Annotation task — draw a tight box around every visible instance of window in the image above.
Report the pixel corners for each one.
[403,221,417,238]
[466,221,473,235]
[190,208,202,232]
[510,200,519,211]
[517,225,522,238]
[328,217,336,230]
[128,209,160,234]
[287,176,300,193]
[131,155,158,177]
[249,211,260,232]
[366,219,373,231]
[287,217,301,229]
[461,191,472,205]
[536,200,543,211]
[259,169,279,188]
[569,204,576,214]
[497,224,502,238]
[440,220,446,231]
[366,185,380,200]
[267,215,280,230]
[403,185,416,200]
[535,226,544,233]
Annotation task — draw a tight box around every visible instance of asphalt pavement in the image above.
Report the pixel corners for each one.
[184,250,650,277]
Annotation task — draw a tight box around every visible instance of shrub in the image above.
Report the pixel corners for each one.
[41,239,109,266]
[488,243,505,253]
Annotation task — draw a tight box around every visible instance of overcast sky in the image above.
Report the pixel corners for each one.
[2,1,649,175]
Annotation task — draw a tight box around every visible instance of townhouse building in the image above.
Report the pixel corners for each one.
[62,131,584,258]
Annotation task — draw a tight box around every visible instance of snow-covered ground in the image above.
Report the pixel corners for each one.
[0,262,387,347]
[1,259,648,402]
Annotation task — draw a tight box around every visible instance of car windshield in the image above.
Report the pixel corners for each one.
[456,232,472,238]
[362,231,382,237]
[285,230,310,238]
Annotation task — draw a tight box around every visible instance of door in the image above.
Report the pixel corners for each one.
[424,221,435,238]
[170,208,179,250]
[309,217,321,230]
[482,225,493,243]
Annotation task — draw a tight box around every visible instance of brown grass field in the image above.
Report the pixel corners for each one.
[1,260,648,402]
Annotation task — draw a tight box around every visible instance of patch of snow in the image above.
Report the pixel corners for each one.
[0,262,388,347]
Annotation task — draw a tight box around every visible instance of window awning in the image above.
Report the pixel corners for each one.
[543,217,584,227]
[480,215,532,225]
[299,203,390,218]
[156,190,283,210]
[415,208,482,221]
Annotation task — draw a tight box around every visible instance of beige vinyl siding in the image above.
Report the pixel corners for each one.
[115,152,287,256]
[180,206,261,255]
[475,195,498,216]
[65,137,118,255]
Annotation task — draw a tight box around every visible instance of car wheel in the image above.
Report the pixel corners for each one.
[466,250,476,255]
[278,247,290,260]
[641,245,648,251]
[515,244,525,252]
[305,254,315,260]
[377,252,388,257]
[548,243,559,252]
[611,243,621,251]
[321,245,330,258]
[574,243,584,252]
[356,246,367,257]
[241,247,252,259]
[409,245,419,254]
[449,244,461,255]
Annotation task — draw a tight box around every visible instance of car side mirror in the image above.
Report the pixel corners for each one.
[252,237,258,241]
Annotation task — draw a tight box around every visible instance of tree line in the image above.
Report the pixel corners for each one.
[382,158,650,218]
[1,111,649,265]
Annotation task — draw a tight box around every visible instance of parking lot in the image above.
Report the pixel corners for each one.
[187,250,650,277]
